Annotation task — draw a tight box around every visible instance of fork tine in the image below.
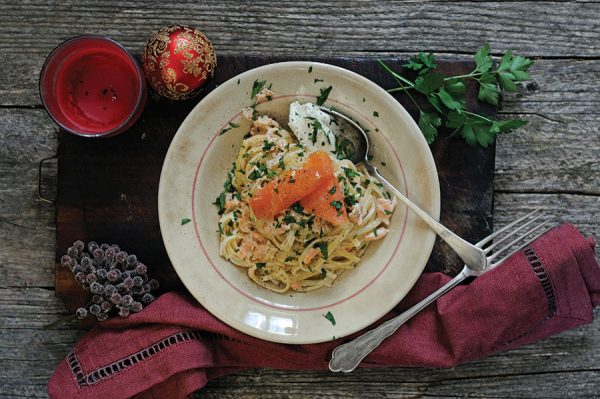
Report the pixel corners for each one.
[487,218,554,263]
[482,212,546,255]
[491,225,553,267]
[476,209,541,248]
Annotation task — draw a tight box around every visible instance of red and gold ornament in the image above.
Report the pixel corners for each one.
[142,25,217,100]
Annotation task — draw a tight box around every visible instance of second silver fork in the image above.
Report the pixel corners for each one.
[329,209,553,373]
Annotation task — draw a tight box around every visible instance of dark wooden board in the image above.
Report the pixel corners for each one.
[55,55,495,311]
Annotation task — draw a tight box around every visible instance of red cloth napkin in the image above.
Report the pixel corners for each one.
[48,223,600,399]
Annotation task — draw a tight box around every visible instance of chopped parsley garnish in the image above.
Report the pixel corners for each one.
[251,79,267,98]
[308,66,313,73]
[314,242,329,260]
[362,97,366,102]
[334,137,355,160]
[255,262,266,269]
[223,170,235,192]
[316,86,333,106]
[278,156,285,169]
[262,140,274,151]
[328,185,337,195]
[330,200,343,211]
[367,154,374,161]
[310,119,323,144]
[243,132,252,139]
[285,256,297,262]
[344,194,357,207]
[342,167,359,179]
[384,210,393,215]
[181,218,191,225]
[314,78,324,83]
[323,311,336,326]
[219,127,231,135]
[283,214,296,225]
[384,191,392,199]
[218,222,223,235]
[381,161,387,166]
[237,78,240,85]
[229,121,240,128]
[248,169,262,180]
[320,268,327,279]
[213,192,226,214]
[291,202,305,214]
[373,111,379,117]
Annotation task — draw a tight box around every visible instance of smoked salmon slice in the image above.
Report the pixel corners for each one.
[250,151,334,219]
[299,175,348,226]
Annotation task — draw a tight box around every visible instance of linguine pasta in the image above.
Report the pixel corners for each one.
[215,104,396,293]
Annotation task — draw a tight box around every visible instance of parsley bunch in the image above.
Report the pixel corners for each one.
[378,44,534,147]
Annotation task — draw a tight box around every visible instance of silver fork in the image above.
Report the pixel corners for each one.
[329,209,553,373]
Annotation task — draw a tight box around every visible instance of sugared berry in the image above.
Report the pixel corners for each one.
[115,251,127,264]
[103,284,116,296]
[86,273,97,283]
[131,301,143,313]
[110,292,122,305]
[87,241,99,253]
[75,272,86,284]
[73,240,85,252]
[100,243,110,250]
[142,293,155,304]
[75,308,88,319]
[72,265,82,274]
[126,254,137,266]
[118,307,130,317]
[135,263,147,274]
[121,295,133,306]
[60,255,73,268]
[107,269,121,283]
[90,282,103,294]
[92,294,103,304]
[100,301,112,313]
[67,246,79,258]
[80,257,92,271]
[89,304,101,315]
[133,286,144,295]
[96,268,108,281]
[133,276,144,287]
[123,277,134,289]
[96,312,109,321]
[93,248,104,260]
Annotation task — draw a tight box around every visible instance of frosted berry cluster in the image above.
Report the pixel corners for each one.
[60,240,159,321]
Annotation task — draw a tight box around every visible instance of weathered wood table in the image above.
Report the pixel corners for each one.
[1,1,599,397]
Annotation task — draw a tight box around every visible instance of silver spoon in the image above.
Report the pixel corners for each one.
[319,106,487,270]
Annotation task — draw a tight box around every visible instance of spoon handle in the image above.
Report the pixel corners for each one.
[366,164,486,270]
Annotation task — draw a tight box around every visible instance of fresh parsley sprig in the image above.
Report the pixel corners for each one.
[379,43,533,147]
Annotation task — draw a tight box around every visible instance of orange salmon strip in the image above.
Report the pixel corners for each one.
[250,151,334,219]
[299,175,348,226]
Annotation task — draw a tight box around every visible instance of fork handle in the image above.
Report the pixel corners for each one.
[366,165,486,270]
[329,268,469,373]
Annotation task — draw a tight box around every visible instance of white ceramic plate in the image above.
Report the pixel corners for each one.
[158,61,440,344]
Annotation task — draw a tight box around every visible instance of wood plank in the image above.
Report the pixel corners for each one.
[1,1,598,57]
[2,1,600,106]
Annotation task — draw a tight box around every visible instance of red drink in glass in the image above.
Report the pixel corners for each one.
[40,36,146,137]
